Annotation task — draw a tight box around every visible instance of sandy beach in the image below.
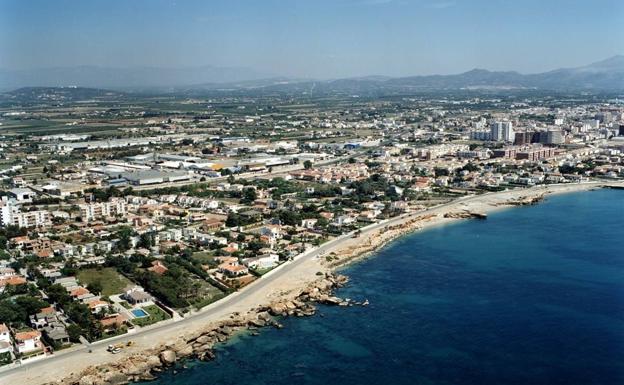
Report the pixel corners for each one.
[1,181,621,385]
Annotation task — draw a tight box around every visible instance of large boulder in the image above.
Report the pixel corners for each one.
[176,344,194,358]
[144,355,163,369]
[257,311,272,322]
[159,350,177,366]
[248,318,266,328]
[193,343,212,353]
[324,296,342,305]
[78,375,99,385]
[195,335,212,344]
[269,302,287,316]
[104,372,129,385]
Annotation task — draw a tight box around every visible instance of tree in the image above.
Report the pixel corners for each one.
[138,232,155,249]
[303,160,313,170]
[225,213,241,228]
[116,226,134,251]
[240,188,258,205]
[67,324,83,342]
[87,281,103,295]
[277,210,301,226]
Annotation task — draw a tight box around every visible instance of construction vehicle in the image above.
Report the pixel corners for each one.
[107,343,125,353]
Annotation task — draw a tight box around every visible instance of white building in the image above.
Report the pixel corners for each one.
[491,121,514,142]
[490,122,503,141]
[0,198,51,228]
[502,122,515,142]
[14,330,42,354]
[243,253,279,269]
[79,198,127,222]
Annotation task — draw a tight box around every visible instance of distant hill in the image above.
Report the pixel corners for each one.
[192,56,624,93]
[358,56,624,91]
[0,65,274,90]
[1,86,125,103]
[1,56,622,92]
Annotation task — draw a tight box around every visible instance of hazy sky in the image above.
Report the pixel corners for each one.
[1,0,623,78]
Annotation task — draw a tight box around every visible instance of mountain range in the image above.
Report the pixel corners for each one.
[1,56,623,92]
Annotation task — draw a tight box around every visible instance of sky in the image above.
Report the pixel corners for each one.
[1,0,623,79]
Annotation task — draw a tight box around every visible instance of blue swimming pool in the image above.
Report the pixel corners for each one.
[131,309,148,318]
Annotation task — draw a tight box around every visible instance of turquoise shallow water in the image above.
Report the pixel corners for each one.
[142,189,624,385]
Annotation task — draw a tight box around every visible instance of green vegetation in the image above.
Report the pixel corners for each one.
[0,295,49,328]
[77,267,133,297]
[0,351,12,366]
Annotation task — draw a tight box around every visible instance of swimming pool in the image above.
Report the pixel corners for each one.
[131,308,149,318]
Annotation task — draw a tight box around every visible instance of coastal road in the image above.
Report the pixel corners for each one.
[1,180,618,384]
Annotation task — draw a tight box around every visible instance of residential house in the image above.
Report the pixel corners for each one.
[123,288,152,305]
[148,260,168,275]
[243,253,279,270]
[13,330,43,355]
[0,323,13,358]
[218,260,249,277]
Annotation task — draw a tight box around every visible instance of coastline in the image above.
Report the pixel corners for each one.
[3,181,622,385]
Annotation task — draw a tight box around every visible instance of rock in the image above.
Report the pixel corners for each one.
[257,311,271,322]
[292,299,305,308]
[78,375,99,385]
[195,335,211,344]
[318,279,333,291]
[137,372,156,382]
[144,355,163,369]
[193,343,212,353]
[176,344,194,358]
[104,372,129,385]
[220,325,233,335]
[159,350,177,366]
[324,296,342,305]
[248,318,266,328]
[269,302,287,316]
[198,350,216,361]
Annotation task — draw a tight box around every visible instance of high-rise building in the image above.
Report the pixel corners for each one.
[490,121,514,142]
[490,122,503,141]
[502,121,514,142]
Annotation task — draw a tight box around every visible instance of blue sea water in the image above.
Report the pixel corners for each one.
[144,189,624,385]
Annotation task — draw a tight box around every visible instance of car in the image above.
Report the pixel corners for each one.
[112,348,122,354]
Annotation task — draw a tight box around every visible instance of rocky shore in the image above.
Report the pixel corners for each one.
[45,273,355,385]
[324,213,439,269]
[497,193,545,206]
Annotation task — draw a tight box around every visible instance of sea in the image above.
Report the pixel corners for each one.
[141,189,624,385]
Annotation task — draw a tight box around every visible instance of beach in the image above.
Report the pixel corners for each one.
[2,181,621,385]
